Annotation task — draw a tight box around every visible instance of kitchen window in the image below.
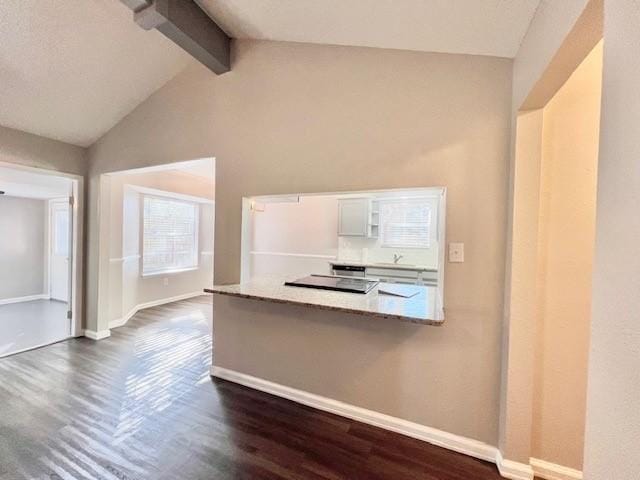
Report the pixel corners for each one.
[142,195,199,275]
[379,197,436,249]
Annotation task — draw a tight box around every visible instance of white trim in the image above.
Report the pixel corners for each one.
[83,329,111,341]
[109,255,140,264]
[248,187,445,203]
[43,201,50,301]
[131,185,213,204]
[0,294,50,306]
[48,197,73,304]
[249,251,337,260]
[210,366,498,464]
[108,291,203,329]
[530,458,582,480]
[109,305,139,330]
[105,158,215,178]
[141,266,199,278]
[0,164,82,339]
[201,251,214,256]
[496,451,535,480]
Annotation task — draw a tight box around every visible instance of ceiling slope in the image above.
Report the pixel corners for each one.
[0,0,191,147]
[198,0,542,58]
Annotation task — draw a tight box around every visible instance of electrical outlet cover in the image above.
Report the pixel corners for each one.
[449,243,464,263]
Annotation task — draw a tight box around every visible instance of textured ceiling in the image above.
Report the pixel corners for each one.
[0,0,191,147]
[198,0,542,58]
[0,0,541,148]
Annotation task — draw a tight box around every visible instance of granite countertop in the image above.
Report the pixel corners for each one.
[204,276,444,325]
[329,260,438,272]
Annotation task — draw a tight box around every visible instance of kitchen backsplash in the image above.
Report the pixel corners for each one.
[338,236,439,268]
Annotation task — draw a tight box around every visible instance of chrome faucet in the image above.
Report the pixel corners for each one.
[393,253,404,264]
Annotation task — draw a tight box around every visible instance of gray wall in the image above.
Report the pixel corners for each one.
[87,40,512,445]
[0,125,86,176]
[584,1,640,478]
[0,196,46,300]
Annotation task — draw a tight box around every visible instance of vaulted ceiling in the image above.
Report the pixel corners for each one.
[0,0,541,148]
[198,0,542,58]
[0,0,190,147]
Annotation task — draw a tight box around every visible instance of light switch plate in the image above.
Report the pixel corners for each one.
[449,243,464,263]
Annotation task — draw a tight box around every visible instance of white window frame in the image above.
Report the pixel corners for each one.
[141,193,200,277]
[379,197,437,249]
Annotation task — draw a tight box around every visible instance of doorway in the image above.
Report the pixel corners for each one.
[95,158,215,335]
[0,163,83,358]
[506,39,603,476]
[49,199,71,302]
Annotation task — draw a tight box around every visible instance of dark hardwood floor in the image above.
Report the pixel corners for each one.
[0,296,510,480]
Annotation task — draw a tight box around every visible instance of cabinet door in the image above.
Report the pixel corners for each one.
[338,199,369,236]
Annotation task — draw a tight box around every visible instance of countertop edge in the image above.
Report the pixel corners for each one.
[204,288,444,326]
[329,261,438,272]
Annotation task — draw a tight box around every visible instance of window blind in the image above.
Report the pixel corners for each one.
[379,198,434,249]
[143,195,199,275]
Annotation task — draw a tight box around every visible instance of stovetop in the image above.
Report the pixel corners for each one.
[284,275,378,294]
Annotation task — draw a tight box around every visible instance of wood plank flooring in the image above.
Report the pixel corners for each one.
[0,296,510,480]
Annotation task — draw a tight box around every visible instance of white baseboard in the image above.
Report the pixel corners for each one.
[531,458,582,480]
[0,293,50,306]
[83,329,111,341]
[108,291,204,329]
[211,366,499,464]
[496,451,535,480]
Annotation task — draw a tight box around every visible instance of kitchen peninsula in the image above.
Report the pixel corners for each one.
[205,276,444,325]
[206,274,450,441]
[209,187,449,440]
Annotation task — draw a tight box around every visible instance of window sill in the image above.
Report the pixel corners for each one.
[142,267,199,278]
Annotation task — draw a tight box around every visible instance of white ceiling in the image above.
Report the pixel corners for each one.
[108,158,215,181]
[175,159,216,181]
[0,1,541,148]
[0,166,72,200]
[0,0,191,147]
[199,0,542,58]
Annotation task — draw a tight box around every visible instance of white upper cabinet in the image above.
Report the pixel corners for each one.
[338,198,370,236]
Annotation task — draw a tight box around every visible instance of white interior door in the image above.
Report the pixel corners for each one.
[50,200,71,302]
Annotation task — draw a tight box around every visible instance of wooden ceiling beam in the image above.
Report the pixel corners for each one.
[122,0,231,75]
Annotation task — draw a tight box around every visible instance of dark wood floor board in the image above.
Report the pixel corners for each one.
[0,295,513,480]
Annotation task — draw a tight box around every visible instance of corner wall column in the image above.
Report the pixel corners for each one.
[497,110,544,478]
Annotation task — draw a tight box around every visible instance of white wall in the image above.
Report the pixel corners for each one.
[338,193,440,267]
[248,190,442,278]
[106,170,214,326]
[249,195,339,278]
[584,2,640,478]
[0,196,46,300]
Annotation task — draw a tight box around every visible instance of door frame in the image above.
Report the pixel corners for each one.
[48,198,73,304]
[0,161,84,338]
[94,158,215,335]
